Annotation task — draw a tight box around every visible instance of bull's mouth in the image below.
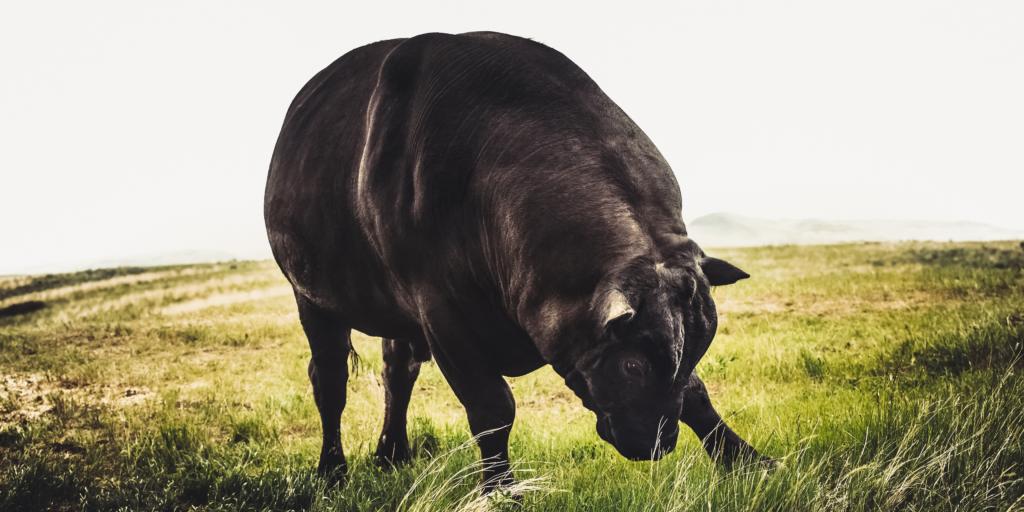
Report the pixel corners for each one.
[596,415,679,461]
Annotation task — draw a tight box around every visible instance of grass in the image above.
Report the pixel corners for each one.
[0,241,1022,511]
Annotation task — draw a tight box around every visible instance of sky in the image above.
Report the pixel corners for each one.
[2,1,1022,272]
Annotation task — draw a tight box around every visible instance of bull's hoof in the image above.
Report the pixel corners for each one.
[708,443,776,471]
[720,453,780,472]
[317,465,348,487]
[480,469,517,496]
[484,485,523,510]
[373,443,412,469]
[317,450,348,486]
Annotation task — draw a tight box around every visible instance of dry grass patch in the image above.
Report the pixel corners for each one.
[161,285,292,315]
[0,268,217,308]
[716,289,943,318]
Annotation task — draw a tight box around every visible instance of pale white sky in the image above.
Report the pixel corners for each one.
[2,1,1022,272]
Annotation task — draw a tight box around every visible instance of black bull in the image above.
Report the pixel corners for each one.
[265,31,769,488]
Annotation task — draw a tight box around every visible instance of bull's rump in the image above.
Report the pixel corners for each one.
[265,38,417,338]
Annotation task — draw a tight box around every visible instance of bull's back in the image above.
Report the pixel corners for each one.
[265,32,682,354]
[264,39,423,338]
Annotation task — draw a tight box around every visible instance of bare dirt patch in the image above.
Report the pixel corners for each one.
[517,389,586,414]
[0,373,154,428]
[1008,311,1024,327]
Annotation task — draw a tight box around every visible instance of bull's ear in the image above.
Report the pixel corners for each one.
[601,289,634,328]
[701,257,750,286]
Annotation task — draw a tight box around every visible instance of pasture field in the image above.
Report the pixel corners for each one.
[1,241,1023,511]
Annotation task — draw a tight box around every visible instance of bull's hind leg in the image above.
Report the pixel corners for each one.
[680,372,771,466]
[296,295,352,483]
[375,338,423,466]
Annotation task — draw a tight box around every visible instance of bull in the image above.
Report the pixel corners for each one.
[264,31,768,490]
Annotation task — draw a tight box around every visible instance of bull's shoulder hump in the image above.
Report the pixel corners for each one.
[283,38,408,123]
[371,31,593,103]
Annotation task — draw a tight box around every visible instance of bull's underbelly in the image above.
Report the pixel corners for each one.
[271,227,542,370]
[277,245,423,338]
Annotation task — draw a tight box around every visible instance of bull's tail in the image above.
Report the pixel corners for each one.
[348,338,362,376]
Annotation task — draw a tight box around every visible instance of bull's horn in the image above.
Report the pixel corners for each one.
[603,289,634,327]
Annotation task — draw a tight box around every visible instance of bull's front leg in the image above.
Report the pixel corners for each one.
[432,348,517,492]
[680,372,772,466]
[416,293,518,492]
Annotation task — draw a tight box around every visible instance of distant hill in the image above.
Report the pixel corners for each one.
[688,213,1024,248]
[6,214,1023,275]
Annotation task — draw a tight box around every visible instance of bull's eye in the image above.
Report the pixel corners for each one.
[623,359,644,377]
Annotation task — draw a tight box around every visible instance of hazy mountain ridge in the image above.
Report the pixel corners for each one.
[688,212,1024,248]
[5,214,1023,275]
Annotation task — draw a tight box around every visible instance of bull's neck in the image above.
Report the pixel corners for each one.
[505,211,655,362]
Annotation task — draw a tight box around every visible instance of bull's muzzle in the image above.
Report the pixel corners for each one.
[597,414,679,461]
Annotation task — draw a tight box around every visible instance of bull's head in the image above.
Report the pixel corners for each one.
[561,239,748,460]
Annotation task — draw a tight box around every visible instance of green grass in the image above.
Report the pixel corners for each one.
[1,241,1023,511]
